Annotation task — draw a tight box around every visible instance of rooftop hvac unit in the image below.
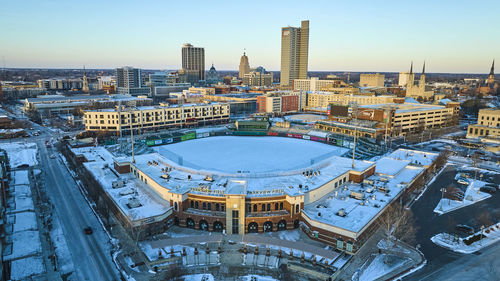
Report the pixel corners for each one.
[161,174,170,179]
[204,175,214,182]
[337,208,346,217]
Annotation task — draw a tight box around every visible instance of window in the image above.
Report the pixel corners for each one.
[221,204,225,211]
[267,204,271,211]
[295,204,300,214]
[202,202,206,210]
[248,204,252,212]
[174,202,178,211]
[346,242,353,252]
[191,201,194,208]
[262,204,265,211]
[280,202,283,210]
[195,201,199,209]
[275,203,279,211]
[215,203,220,211]
[207,203,211,210]
[336,238,344,250]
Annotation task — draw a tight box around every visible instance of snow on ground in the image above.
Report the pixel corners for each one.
[354,254,411,281]
[50,217,75,274]
[124,256,139,272]
[13,185,31,197]
[12,170,30,185]
[182,274,214,281]
[1,142,38,168]
[158,136,348,173]
[278,229,300,242]
[285,114,327,123]
[10,195,34,214]
[377,240,411,255]
[240,275,279,281]
[3,230,42,261]
[9,256,45,280]
[434,179,490,215]
[12,211,37,233]
[431,223,500,254]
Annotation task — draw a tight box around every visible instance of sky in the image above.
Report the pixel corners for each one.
[0,0,499,73]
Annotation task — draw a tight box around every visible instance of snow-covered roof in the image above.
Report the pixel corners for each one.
[3,230,42,262]
[375,157,410,177]
[302,164,424,235]
[387,148,438,167]
[9,256,45,280]
[12,211,38,233]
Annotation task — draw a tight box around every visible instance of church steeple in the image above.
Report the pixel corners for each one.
[422,61,425,75]
[82,65,89,92]
[419,61,426,88]
[409,61,413,74]
[487,59,495,86]
[490,59,495,75]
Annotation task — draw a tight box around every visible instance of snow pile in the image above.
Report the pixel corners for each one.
[240,275,279,281]
[431,223,500,254]
[182,274,214,281]
[278,229,300,242]
[434,179,491,215]
[1,142,38,168]
[9,256,45,280]
[354,254,411,281]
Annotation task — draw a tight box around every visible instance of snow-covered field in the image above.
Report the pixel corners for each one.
[431,223,500,254]
[1,142,38,168]
[182,274,214,281]
[433,179,490,215]
[354,254,411,281]
[158,136,348,173]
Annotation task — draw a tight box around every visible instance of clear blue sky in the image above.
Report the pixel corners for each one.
[1,0,498,73]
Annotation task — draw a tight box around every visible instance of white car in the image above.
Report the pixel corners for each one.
[49,154,56,159]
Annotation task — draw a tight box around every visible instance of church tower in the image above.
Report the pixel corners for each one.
[239,52,250,79]
[82,66,89,92]
[407,61,414,87]
[419,61,426,89]
[487,59,495,85]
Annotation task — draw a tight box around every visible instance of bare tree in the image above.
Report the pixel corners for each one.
[378,202,417,263]
[477,212,492,228]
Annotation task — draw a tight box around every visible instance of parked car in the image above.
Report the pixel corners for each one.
[456,224,474,235]
[480,186,496,194]
[84,227,93,235]
[49,154,56,159]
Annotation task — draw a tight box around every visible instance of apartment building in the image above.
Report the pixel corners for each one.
[466,108,500,139]
[306,92,398,109]
[83,103,230,133]
[281,20,309,87]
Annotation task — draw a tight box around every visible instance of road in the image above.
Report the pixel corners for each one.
[34,124,119,280]
[405,164,500,280]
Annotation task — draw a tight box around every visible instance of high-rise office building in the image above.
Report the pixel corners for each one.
[239,52,250,79]
[116,66,150,96]
[280,20,309,87]
[182,43,205,82]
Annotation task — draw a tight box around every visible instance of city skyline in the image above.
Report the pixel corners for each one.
[1,0,499,73]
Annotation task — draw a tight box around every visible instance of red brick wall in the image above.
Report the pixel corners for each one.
[281,95,299,112]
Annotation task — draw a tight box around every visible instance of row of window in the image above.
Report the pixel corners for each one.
[190,200,225,212]
[247,202,284,213]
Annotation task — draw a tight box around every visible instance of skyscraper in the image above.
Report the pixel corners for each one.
[116,66,149,96]
[280,20,309,87]
[239,52,250,79]
[82,66,89,92]
[182,43,205,81]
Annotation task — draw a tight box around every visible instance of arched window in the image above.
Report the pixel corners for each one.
[207,203,211,210]
[275,203,279,211]
[253,204,257,212]
[174,202,178,211]
[261,204,265,211]
[267,203,271,211]
[190,201,194,208]
[295,204,300,213]
[215,203,220,211]
[195,201,199,209]
[202,202,206,210]
[280,202,283,210]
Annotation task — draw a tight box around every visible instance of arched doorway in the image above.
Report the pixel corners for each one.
[186,218,195,228]
[213,221,223,232]
[263,221,273,232]
[277,220,287,231]
[199,220,208,231]
[293,219,300,229]
[248,222,258,233]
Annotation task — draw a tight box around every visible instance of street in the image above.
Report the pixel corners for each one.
[406,164,500,280]
[33,124,119,280]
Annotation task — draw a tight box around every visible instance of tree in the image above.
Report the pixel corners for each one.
[378,202,417,263]
[477,212,492,228]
